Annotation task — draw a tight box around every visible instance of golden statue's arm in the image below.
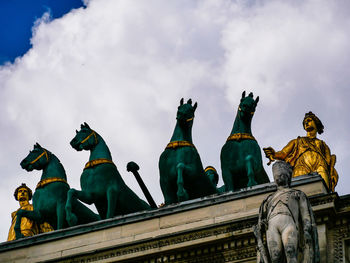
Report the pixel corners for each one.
[263,139,296,165]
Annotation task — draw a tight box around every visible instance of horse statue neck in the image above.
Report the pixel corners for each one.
[41,153,67,181]
[89,133,112,161]
[230,111,253,135]
[170,121,193,143]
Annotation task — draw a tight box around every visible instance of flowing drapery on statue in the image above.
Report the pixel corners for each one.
[159,99,217,205]
[7,183,53,241]
[263,111,338,192]
[17,144,100,239]
[66,123,151,225]
[221,91,269,191]
[254,161,320,263]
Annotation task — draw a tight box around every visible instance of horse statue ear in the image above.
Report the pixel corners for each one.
[180,98,184,105]
[82,122,91,129]
[193,102,198,111]
[187,99,192,105]
[34,143,42,149]
[249,92,254,98]
[255,96,259,105]
[242,91,246,99]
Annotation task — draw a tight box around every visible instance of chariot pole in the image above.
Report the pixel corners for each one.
[127,161,157,209]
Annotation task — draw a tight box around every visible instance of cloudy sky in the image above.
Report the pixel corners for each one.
[1,0,349,241]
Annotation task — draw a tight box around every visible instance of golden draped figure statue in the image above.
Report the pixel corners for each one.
[7,183,53,241]
[263,112,338,192]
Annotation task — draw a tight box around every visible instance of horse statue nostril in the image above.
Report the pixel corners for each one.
[70,139,76,146]
[20,160,27,168]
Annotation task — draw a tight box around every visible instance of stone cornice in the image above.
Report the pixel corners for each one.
[0,174,327,253]
[1,174,343,263]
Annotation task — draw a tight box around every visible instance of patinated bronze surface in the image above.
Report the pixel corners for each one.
[66,123,150,225]
[254,161,320,263]
[221,91,269,191]
[204,166,225,193]
[159,99,216,205]
[263,111,338,192]
[17,143,100,239]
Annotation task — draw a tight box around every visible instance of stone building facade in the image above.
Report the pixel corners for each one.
[0,174,349,263]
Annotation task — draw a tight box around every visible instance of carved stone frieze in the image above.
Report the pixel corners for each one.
[59,220,258,263]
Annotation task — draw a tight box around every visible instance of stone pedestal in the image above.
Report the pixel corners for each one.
[1,174,349,263]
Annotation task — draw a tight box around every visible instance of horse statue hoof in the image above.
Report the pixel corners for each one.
[15,230,24,240]
[66,213,78,227]
[177,188,189,202]
[247,178,258,187]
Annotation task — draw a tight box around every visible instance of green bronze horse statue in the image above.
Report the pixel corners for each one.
[66,123,151,225]
[16,143,100,239]
[220,91,269,191]
[159,99,217,205]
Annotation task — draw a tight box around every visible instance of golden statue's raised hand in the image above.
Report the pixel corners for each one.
[263,147,275,165]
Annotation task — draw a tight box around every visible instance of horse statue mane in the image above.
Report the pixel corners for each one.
[65,122,151,225]
[220,91,270,191]
[159,98,217,205]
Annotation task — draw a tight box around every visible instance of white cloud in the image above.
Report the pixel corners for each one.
[1,0,350,241]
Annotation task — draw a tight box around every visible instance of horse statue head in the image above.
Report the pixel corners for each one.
[176,98,197,128]
[20,143,50,172]
[238,91,259,121]
[70,122,98,151]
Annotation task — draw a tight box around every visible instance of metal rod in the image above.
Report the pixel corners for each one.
[127,161,157,209]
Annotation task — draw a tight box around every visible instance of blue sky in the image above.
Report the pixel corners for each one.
[0,0,349,242]
[0,0,84,64]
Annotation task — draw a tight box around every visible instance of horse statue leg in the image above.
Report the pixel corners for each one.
[106,186,118,218]
[66,188,99,226]
[246,155,258,187]
[222,168,234,192]
[14,209,42,239]
[160,179,177,205]
[176,163,189,202]
[56,202,66,229]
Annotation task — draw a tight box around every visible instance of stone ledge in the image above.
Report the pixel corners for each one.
[0,174,332,263]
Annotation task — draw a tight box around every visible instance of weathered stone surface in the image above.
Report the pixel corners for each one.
[254,161,320,262]
[1,174,348,263]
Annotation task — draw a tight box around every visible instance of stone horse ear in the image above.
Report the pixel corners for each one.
[242,91,246,99]
[180,98,184,106]
[34,143,42,149]
[255,96,259,106]
[193,102,198,112]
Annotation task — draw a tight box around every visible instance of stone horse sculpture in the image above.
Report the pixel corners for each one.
[221,91,269,191]
[66,123,151,225]
[17,143,100,239]
[159,98,217,205]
